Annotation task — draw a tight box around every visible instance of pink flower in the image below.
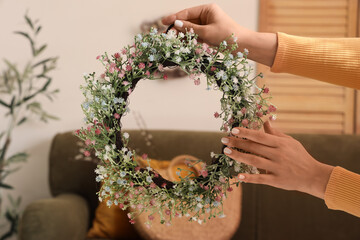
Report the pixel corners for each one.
[154,172,159,178]
[114,113,120,119]
[150,198,156,206]
[194,79,200,85]
[256,104,262,110]
[161,183,167,188]
[219,176,226,183]
[121,48,127,54]
[206,48,213,54]
[114,193,120,199]
[128,58,133,64]
[75,129,80,135]
[150,182,156,189]
[214,112,220,118]
[126,64,132,71]
[148,62,153,67]
[196,58,201,63]
[165,209,171,215]
[138,62,145,69]
[122,81,130,86]
[211,66,216,71]
[95,129,101,135]
[241,107,247,114]
[145,70,150,77]
[269,115,276,121]
[189,74,195,80]
[200,169,208,178]
[118,71,125,78]
[227,187,233,192]
[256,112,263,117]
[148,215,155,221]
[130,181,134,187]
[85,139,91,146]
[223,124,228,132]
[263,87,269,93]
[142,153,148,159]
[129,220,136,224]
[114,52,120,59]
[215,195,221,202]
[84,151,90,157]
[137,204,143,209]
[242,119,249,127]
[163,74,168,80]
[268,105,277,112]
[135,166,141,172]
[193,39,198,45]
[202,43,209,51]
[204,185,209,191]
[128,89,132,95]
[100,73,106,79]
[119,203,124,209]
[214,185,222,191]
[158,64,164,72]
[96,55,100,60]
[195,48,202,55]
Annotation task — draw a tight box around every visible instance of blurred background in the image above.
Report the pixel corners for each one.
[0,0,258,237]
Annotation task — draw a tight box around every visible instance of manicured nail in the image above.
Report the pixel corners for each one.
[221,137,229,144]
[231,128,239,134]
[224,147,232,154]
[174,20,183,28]
[238,174,245,180]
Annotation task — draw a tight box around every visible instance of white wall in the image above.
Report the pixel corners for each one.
[0,0,258,235]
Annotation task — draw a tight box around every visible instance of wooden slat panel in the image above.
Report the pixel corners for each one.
[258,0,357,134]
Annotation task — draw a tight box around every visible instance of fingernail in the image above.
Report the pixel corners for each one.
[231,128,239,134]
[221,137,229,144]
[174,20,183,28]
[224,147,232,154]
[238,174,245,180]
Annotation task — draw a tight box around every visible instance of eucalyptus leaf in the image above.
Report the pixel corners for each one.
[17,117,27,126]
[32,57,56,68]
[35,26,42,35]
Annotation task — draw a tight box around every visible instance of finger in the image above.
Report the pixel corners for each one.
[173,19,206,36]
[224,147,275,171]
[263,121,289,138]
[162,4,206,25]
[162,14,176,25]
[237,173,275,185]
[231,127,281,147]
[222,137,275,159]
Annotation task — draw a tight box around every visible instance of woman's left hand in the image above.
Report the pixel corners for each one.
[221,121,334,199]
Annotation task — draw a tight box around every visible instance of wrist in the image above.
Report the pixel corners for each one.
[235,30,277,67]
[307,162,334,199]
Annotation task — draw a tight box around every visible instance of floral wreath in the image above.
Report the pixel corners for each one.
[76,26,276,226]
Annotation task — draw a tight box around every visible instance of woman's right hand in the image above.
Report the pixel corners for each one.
[162,3,278,67]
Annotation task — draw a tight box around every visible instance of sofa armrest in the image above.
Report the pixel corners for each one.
[19,194,89,240]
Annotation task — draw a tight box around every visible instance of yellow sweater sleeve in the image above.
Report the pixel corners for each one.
[271,32,360,90]
[325,167,360,217]
[271,32,360,217]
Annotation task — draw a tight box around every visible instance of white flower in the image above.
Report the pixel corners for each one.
[197,203,203,209]
[165,52,171,58]
[222,40,227,46]
[105,145,111,152]
[174,50,180,55]
[210,152,216,158]
[141,42,149,48]
[146,166,152,171]
[146,176,153,183]
[244,48,249,55]
[237,52,243,58]
[232,76,239,84]
[121,147,128,153]
[216,70,225,79]
[123,132,129,139]
[166,30,177,40]
[223,85,229,92]
[136,34,143,40]
[178,32,185,38]
[219,213,226,218]
[175,56,182,63]
[197,219,203,225]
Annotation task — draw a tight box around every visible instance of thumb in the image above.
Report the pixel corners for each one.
[174,19,205,36]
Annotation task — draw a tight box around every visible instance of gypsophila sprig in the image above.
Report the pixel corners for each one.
[76,28,276,226]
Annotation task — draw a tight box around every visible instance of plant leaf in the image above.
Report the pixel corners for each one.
[6,152,28,164]
[35,44,47,57]
[0,182,13,189]
[14,31,36,56]
[35,26,42,35]
[32,57,56,68]
[25,15,34,30]
[17,117,27,126]
[0,98,10,108]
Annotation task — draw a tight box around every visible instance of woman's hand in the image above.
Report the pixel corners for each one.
[221,121,334,199]
[162,3,278,66]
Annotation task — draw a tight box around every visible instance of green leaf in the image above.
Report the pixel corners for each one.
[35,44,47,57]
[0,182,13,189]
[0,98,10,108]
[35,26,42,35]
[25,15,34,30]
[32,57,56,68]
[7,152,28,164]
[17,117,27,126]
[14,31,36,56]
[9,96,15,114]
